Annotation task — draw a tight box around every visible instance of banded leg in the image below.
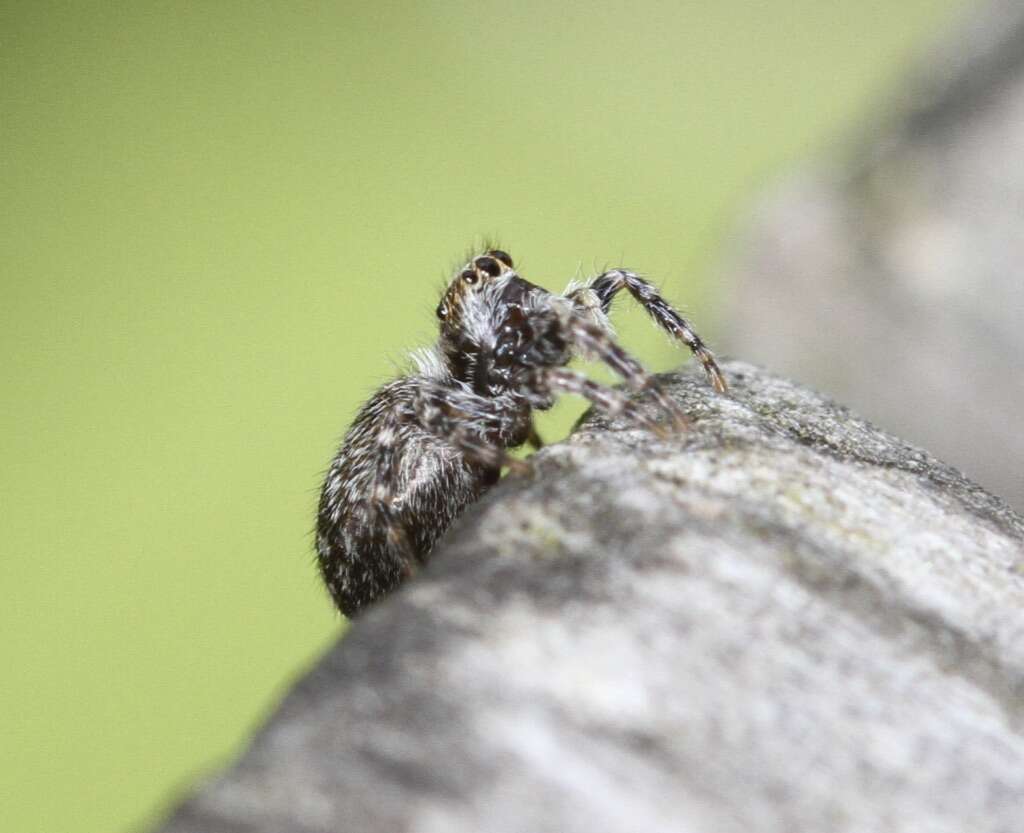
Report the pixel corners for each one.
[563,315,688,430]
[410,384,530,474]
[368,412,418,573]
[365,386,526,578]
[571,269,728,393]
[532,367,674,437]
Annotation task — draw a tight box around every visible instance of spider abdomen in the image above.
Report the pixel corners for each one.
[315,377,494,617]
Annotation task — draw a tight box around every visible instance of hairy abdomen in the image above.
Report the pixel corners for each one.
[316,379,493,617]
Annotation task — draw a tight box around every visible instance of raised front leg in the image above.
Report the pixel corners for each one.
[569,269,728,394]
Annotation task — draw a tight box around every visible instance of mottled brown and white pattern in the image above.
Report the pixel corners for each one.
[316,249,725,616]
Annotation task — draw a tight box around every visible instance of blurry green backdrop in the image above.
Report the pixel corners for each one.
[2,2,964,831]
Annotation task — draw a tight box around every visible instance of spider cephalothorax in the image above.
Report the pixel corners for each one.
[316,249,726,616]
[436,249,560,401]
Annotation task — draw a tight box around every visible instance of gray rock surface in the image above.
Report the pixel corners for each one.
[722,0,1024,511]
[157,362,1024,833]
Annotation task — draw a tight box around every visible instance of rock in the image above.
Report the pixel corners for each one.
[156,362,1024,833]
[721,0,1024,511]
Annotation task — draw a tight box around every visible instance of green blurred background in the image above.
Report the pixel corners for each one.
[2,2,964,831]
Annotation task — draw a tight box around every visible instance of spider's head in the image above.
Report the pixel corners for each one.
[435,250,515,389]
[435,250,550,395]
[435,249,516,331]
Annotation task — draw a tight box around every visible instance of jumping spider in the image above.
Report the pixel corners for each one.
[316,249,727,617]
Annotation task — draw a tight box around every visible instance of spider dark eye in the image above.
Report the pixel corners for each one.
[461,269,478,285]
[488,249,513,269]
[436,303,447,320]
[474,256,501,277]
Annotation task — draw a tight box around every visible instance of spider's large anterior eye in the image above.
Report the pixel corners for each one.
[474,256,501,277]
[460,268,478,285]
[436,303,447,320]
[488,249,513,269]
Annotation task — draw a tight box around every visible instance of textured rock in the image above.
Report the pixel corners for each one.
[722,0,1024,511]
[157,362,1024,833]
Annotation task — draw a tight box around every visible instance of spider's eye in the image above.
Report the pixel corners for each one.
[460,268,478,285]
[436,303,447,320]
[474,255,501,277]
[488,249,513,269]
[488,249,513,268]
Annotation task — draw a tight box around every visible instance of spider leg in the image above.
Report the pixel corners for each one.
[531,367,673,437]
[569,269,728,393]
[562,314,689,430]
[365,383,528,578]
[410,383,530,475]
[369,412,419,574]
[526,423,545,450]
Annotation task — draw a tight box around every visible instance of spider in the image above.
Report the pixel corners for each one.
[316,249,727,617]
